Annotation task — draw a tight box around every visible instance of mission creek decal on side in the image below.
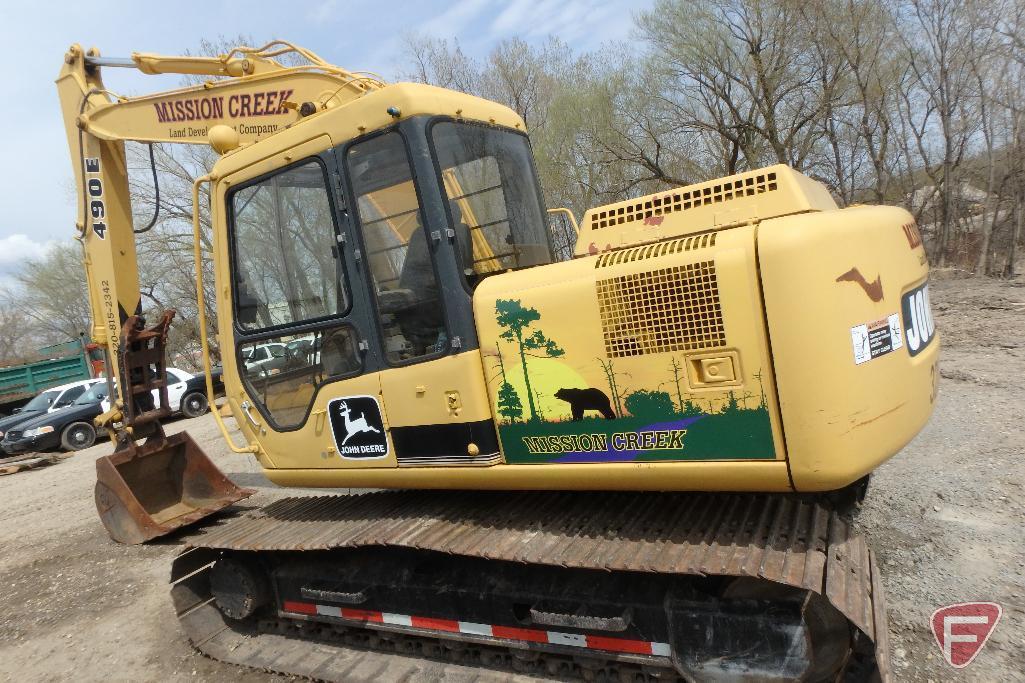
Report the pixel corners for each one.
[489,298,776,465]
[327,396,388,459]
[152,89,295,140]
[152,89,295,123]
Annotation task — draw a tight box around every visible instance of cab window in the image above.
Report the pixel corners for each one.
[430,121,553,289]
[239,326,361,428]
[231,160,348,331]
[347,132,446,363]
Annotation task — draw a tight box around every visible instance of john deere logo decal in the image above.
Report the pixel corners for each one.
[327,396,388,459]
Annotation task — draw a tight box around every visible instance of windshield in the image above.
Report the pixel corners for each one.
[75,382,110,405]
[430,122,553,288]
[24,390,60,411]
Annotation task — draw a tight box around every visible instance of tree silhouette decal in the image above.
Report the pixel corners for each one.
[624,390,675,419]
[497,381,523,423]
[495,299,564,421]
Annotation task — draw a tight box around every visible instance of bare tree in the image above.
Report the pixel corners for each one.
[4,242,91,344]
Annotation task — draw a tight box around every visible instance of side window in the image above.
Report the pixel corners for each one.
[231,161,349,331]
[347,132,446,363]
[430,122,553,290]
[229,159,361,430]
[57,385,86,405]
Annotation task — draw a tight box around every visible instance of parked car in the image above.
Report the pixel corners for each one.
[242,343,288,376]
[99,367,216,419]
[178,371,224,418]
[2,367,224,455]
[0,377,103,442]
[1,381,111,453]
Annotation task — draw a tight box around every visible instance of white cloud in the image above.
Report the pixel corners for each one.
[422,0,492,37]
[487,0,643,48]
[307,0,339,23]
[489,0,542,36]
[0,234,57,269]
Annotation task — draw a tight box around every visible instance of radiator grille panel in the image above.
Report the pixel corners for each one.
[597,261,725,357]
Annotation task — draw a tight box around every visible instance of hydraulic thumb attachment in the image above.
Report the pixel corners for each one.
[94,313,253,544]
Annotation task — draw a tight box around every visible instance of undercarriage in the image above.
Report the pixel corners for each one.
[172,491,889,682]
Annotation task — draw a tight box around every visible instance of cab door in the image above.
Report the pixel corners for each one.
[218,135,392,470]
[342,126,499,467]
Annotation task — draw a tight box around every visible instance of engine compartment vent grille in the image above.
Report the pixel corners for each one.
[590,171,777,231]
[596,261,726,358]
[594,233,717,268]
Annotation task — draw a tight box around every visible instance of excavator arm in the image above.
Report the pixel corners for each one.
[55,41,383,543]
[57,41,381,395]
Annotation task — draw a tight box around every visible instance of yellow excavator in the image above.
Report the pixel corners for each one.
[58,40,938,681]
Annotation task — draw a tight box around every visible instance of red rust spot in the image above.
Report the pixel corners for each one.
[643,215,665,226]
[836,267,884,302]
[588,242,599,255]
[902,221,923,249]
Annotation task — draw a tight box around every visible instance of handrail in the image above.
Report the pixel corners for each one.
[192,176,259,454]
[547,207,579,235]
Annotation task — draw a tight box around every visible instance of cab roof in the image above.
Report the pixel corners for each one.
[211,82,525,181]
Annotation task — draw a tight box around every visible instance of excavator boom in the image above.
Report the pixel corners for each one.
[57,41,382,543]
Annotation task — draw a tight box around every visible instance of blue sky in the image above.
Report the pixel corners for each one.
[0,0,651,285]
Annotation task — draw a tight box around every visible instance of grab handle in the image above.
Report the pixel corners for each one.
[192,175,258,454]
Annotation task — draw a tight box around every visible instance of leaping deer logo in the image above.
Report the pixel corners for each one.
[337,400,381,445]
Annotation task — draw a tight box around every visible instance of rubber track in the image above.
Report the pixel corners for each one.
[171,490,891,681]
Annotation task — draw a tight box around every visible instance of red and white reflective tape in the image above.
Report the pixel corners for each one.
[282,600,671,657]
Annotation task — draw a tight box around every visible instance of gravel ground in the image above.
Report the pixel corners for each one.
[855,273,1025,681]
[0,273,1022,682]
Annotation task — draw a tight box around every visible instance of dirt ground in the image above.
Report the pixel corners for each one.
[0,273,1023,682]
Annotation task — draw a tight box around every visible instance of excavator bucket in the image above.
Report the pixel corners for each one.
[92,311,254,544]
[95,427,254,544]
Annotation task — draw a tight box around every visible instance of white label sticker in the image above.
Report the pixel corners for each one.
[888,313,903,350]
[851,313,903,365]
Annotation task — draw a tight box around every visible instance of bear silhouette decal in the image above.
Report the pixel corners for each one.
[328,396,388,458]
[554,387,617,421]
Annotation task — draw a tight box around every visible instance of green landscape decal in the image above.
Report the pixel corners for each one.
[491,298,776,465]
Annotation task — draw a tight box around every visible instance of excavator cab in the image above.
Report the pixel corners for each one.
[212,111,556,475]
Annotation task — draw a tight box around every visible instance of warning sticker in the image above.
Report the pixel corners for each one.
[852,313,903,365]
